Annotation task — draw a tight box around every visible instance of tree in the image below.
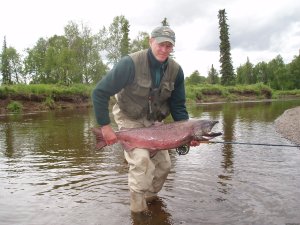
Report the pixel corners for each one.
[161,18,169,26]
[130,32,150,53]
[218,9,235,86]
[64,21,107,84]
[207,64,219,84]
[23,21,107,84]
[287,55,300,89]
[185,70,206,85]
[236,57,254,84]
[267,55,287,90]
[5,47,23,84]
[23,38,48,84]
[253,61,268,85]
[98,15,130,66]
[120,18,130,57]
[1,37,24,84]
[1,37,11,84]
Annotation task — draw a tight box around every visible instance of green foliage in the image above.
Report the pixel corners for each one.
[130,32,150,53]
[1,37,11,85]
[120,18,130,57]
[98,15,130,66]
[185,70,207,85]
[273,89,300,98]
[0,84,93,100]
[7,101,23,113]
[236,57,255,84]
[287,55,300,89]
[185,84,228,102]
[23,22,107,85]
[43,96,55,109]
[207,64,220,84]
[185,83,273,102]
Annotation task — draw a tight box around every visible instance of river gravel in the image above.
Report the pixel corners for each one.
[275,106,300,145]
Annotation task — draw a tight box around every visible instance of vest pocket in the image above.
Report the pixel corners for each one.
[159,82,174,100]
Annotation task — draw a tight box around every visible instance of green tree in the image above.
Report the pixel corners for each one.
[218,9,235,86]
[236,57,254,84]
[1,36,11,84]
[185,70,206,85]
[5,47,23,84]
[120,19,130,57]
[64,21,84,83]
[161,18,169,26]
[44,35,70,84]
[130,32,150,53]
[98,15,130,66]
[287,55,300,89]
[267,55,287,90]
[207,64,220,84]
[24,21,107,84]
[253,61,269,84]
[64,21,107,84]
[23,38,48,83]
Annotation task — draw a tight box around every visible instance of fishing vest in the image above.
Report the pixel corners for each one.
[116,50,180,121]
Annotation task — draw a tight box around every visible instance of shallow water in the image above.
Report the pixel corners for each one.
[0,100,300,225]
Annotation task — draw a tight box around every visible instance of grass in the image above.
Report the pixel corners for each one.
[0,84,94,100]
[185,83,273,102]
[1,83,299,105]
[7,101,23,113]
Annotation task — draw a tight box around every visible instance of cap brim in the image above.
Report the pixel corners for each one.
[154,37,175,46]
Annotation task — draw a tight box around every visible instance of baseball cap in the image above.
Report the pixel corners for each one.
[151,26,175,46]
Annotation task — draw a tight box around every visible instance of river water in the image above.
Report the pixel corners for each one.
[0,99,300,225]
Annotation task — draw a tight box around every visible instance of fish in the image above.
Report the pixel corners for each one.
[92,119,222,152]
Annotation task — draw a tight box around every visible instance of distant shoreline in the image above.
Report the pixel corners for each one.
[1,94,299,115]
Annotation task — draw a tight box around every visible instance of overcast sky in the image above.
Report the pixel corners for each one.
[1,0,300,76]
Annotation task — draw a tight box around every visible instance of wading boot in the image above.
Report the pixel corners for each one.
[130,191,148,213]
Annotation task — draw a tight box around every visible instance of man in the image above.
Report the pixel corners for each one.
[92,26,199,213]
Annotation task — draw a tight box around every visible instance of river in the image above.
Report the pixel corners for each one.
[0,99,300,225]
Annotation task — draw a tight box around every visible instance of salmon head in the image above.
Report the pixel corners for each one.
[192,120,222,141]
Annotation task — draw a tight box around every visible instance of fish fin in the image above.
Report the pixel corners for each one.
[121,141,135,151]
[92,127,107,149]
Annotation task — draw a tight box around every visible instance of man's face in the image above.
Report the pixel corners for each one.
[149,38,173,63]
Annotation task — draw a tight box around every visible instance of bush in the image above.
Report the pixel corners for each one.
[7,101,23,113]
[43,96,55,109]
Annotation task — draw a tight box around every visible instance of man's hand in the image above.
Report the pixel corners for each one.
[101,125,118,145]
[189,140,201,147]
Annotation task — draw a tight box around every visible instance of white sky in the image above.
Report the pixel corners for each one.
[1,0,300,76]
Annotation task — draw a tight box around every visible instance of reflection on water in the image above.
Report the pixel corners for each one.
[131,198,173,225]
[1,100,300,225]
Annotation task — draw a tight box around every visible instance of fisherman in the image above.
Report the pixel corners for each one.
[92,25,200,213]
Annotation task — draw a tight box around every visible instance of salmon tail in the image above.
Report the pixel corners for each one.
[92,127,107,149]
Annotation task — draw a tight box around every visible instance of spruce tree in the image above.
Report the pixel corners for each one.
[1,36,11,84]
[208,64,219,84]
[218,9,235,86]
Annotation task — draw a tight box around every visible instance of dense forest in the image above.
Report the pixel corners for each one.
[1,13,300,90]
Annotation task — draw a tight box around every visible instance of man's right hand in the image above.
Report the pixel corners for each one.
[101,125,118,145]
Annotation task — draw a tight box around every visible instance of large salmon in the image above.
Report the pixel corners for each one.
[92,119,222,152]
